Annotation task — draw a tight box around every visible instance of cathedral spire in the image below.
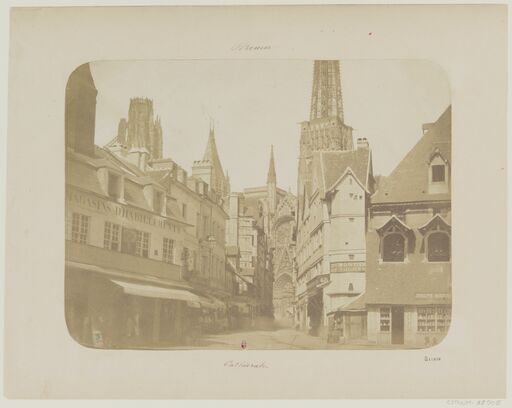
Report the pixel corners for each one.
[267,144,277,184]
[309,60,344,122]
[202,120,222,171]
[193,120,229,198]
[267,145,277,215]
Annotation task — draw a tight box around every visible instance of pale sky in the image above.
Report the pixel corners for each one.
[90,60,450,193]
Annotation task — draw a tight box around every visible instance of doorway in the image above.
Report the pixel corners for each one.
[391,306,404,344]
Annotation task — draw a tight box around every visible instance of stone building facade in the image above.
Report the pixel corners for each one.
[224,147,297,320]
[64,63,244,349]
[365,106,452,347]
[295,60,374,337]
[271,193,296,323]
[224,191,272,317]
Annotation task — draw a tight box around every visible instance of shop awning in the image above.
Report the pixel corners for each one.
[327,292,367,315]
[111,279,201,306]
[198,295,226,311]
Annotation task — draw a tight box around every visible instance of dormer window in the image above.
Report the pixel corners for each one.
[153,190,164,214]
[377,216,413,263]
[419,214,451,262]
[108,173,121,199]
[431,165,446,182]
[427,232,450,261]
[428,149,450,194]
[382,233,405,262]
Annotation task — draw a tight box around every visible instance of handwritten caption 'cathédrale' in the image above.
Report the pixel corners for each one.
[224,360,269,369]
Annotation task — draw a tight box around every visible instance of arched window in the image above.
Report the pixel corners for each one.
[382,233,405,262]
[348,283,354,292]
[427,232,450,262]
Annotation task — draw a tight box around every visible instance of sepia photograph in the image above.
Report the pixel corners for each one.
[65,59,451,350]
[5,4,508,400]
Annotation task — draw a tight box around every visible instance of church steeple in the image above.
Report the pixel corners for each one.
[310,60,344,122]
[202,120,223,173]
[267,144,276,184]
[267,145,277,215]
[192,119,229,200]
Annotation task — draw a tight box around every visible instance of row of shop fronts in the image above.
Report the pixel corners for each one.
[294,286,452,348]
[65,266,257,349]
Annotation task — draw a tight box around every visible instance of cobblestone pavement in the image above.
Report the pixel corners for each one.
[162,327,420,350]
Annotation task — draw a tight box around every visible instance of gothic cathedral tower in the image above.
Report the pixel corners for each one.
[115,97,163,161]
[297,61,354,216]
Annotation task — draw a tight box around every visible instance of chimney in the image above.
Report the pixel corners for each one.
[108,142,127,159]
[422,123,434,135]
[126,147,150,171]
[356,137,369,149]
[65,63,98,156]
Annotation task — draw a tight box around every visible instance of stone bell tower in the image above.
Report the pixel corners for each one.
[297,60,354,216]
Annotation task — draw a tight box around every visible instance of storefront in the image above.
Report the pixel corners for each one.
[326,293,367,344]
[65,265,205,348]
[366,302,451,347]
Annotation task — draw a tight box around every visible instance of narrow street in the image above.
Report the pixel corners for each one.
[162,325,420,350]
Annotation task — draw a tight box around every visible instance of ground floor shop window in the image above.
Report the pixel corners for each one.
[379,307,391,332]
[418,306,451,332]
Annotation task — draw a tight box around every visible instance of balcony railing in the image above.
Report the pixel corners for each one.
[66,240,182,282]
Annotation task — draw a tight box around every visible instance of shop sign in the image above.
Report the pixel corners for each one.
[415,293,451,299]
[67,188,179,232]
[330,262,365,273]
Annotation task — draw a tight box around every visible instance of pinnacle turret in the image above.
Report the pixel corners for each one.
[267,145,277,184]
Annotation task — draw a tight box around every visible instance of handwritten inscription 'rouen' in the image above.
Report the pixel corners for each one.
[231,43,271,51]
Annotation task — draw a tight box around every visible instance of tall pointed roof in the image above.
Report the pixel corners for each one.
[309,60,344,121]
[202,122,224,174]
[267,145,276,184]
[372,106,451,204]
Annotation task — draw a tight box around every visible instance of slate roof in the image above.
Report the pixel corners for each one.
[332,292,367,313]
[364,228,452,305]
[310,147,372,198]
[66,146,189,225]
[372,106,451,204]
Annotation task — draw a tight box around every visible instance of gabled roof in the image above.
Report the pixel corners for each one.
[376,215,412,234]
[372,106,451,204]
[418,213,451,234]
[327,166,369,195]
[310,147,372,199]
